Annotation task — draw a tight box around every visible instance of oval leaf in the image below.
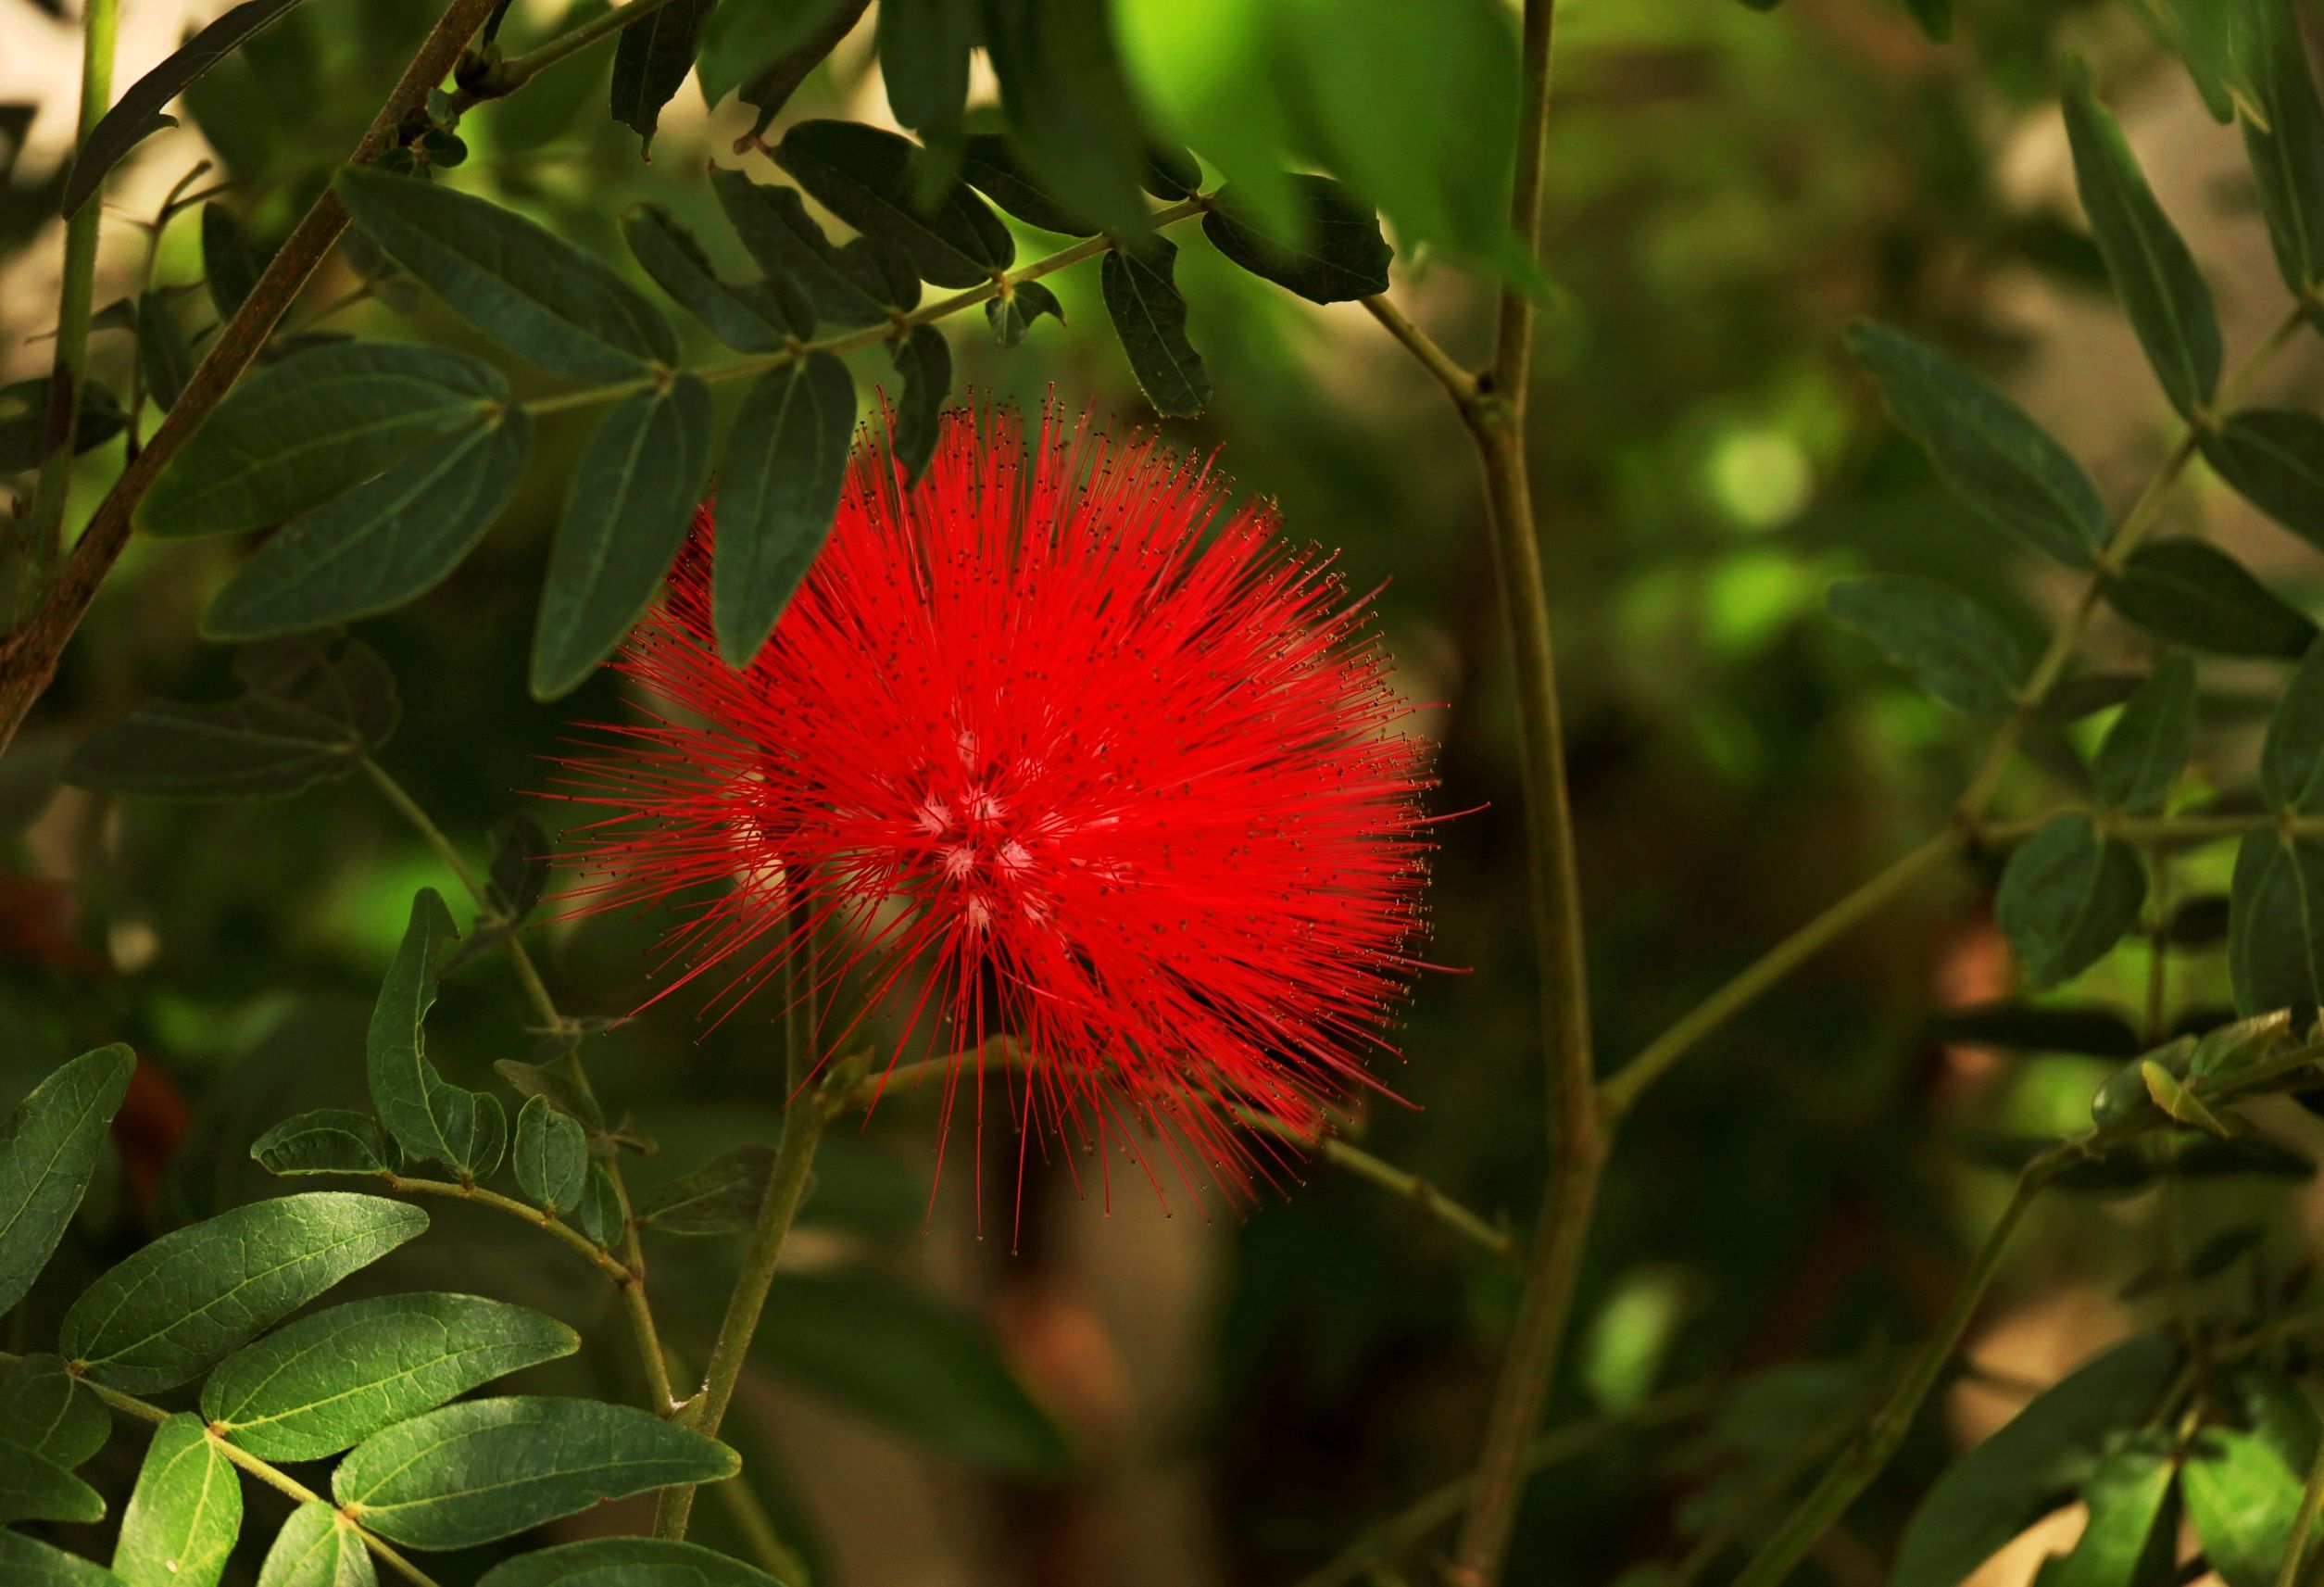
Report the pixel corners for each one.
[710,170,898,330]
[2262,636,2324,812]
[0,1531,126,1586]
[1995,813,2147,989]
[367,888,509,1178]
[2092,650,2195,814]
[477,1537,787,1587]
[2104,538,2318,659]
[2230,829,2324,1016]
[258,1503,375,1587]
[0,1354,110,1467]
[714,352,856,666]
[0,1045,134,1316]
[621,203,805,354]
[2205,409,2324,549]
[774,119,1014,289]
[2184,1428,2320,1587]
[634,1143,774,1235]
[2235,0,2324,304]
[1201,177,1392,305]
[1102,239,1210,418]
[112,1415,243,1587]
[252,1108,401,1177]
[513,1097,588,1215]
[1826,575,2029,716]
[887,322,950,484]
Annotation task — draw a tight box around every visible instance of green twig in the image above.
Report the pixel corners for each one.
[2276,1434,2324,1587]
[1234,1107,1514,1262]
[381,1171,634,1282]
[449,0,688,110]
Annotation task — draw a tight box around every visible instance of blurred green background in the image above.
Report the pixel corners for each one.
[7,0,2324,1581]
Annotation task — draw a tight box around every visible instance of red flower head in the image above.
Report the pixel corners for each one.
[550,405,1434,1215]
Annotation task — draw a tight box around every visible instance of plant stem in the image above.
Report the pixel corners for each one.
[1360,296,1477,407]
[1233,1107,1514,1261]
[23,0,119,607]
[0,1350,444,1587]
[653,1081,839,1541]
[2277,1434,2324,1587]
[382,1171,634,1281]
[0,0,490,761]
[451,0,686,109]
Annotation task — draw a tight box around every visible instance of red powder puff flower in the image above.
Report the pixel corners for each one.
[549,404,1434,1215]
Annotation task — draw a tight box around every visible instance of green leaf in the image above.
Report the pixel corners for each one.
[693,0,851,119]
[609,0,713,150]
[367,888,509,1177]
[714,352,855,666]
[1996,814,2147,988]
[621,203,805,354]
[0,1354,110,1467]
[202,405,531,638]
[1201,177,1392,305]
[62,1192,424,1392]
[66,635,399,800]
[494,1054,604,1131]
[1141,141,1201,201]
[1102,239,1210,418]
[0,378,124,472]
[112,1415,242,1587]
[478,1538,787,1587]
[2263,638,2324,811]
[251,1108,402,1176]
[879,0,973,132]
[334,1397,739,1550]
[2230,829,2324,1015]
[0,1450,105,1527]
[2205,409,2324,549]
[2104,538,2318,660]
[0,1531,127,1585]
[711,170,897,329]
[0,1044,133,1316]
[200,201,262,321]
[1825,575,2030,716]
[136,292,195,412]
[139,340,508,537]
[978,0,1162,236]
[2033,1437,2176,1587]
[2189,1009,2299,1080]
[2142,1059,2234,1135]
[61,0,307,214]
[1893,1333,2180,1587]
[888,323,950,484]
[758,1266,1071,1472]
[2063,65,2221,418]
[2092,651,2195,813]
[2184,1428,2320,1587]
[774,120,1014,289]
[514,1097,588,1214]
[205,1292,580,1461]
[573,1162,624,1246]
[257,1504,375,1587]
[1846,321,2106,568]
[531,372,712,699]
[334,166,676,382]
[634,1143,773,1235]
[986,280,1063,348]
[957,133,1099,235]
[2224,1367,2322,1477]
[2235,0,2324,303]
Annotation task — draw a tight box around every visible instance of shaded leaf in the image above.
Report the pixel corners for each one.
[367,889,508,1177]
[986,280,1063,348]
[957,133,1099,235]
[887,322,949,483]
[774,119,1014,289]
[711,170,896,328]
[1996,814,2147,988]
[2105,538,2318,660]
[0,1450,104,1527]
[714,352,854,665]
[878,0,973,132]
[1202,177,1391,305]
[251,1108,401,1176]
[0,1531,125,1585]
[1101,239,1209,417]
[2205,409,2324,549]
[0,378,124,472]
[2230,830,2324,1015]
[573,1162,624,1246]
[634,1143,773,1235]
[2184,1428,2319,1587]
[2032,1437,2175,1587]
[621,202,804,353]
[494,1055,604,1131]
[2093,651,2195,813]
[2262,637,2324,811]
[200,201,261,320]
[1826,575,2029,716]
[609,0,713,150]
[112,1414,242,1587]
[2235,0,2324,302]
[977,0,1158,236]
[0,1354,109,1467]
[514,1097,588,1214]
[0,1045,133,1316]
[257,1503,375,1587]
[477,1537,786,1587]
[136,292,195,412]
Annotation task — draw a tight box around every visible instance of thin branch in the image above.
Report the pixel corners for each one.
[450,0,686,110]
[1235,1107,1513,1261]
[2276,1431,2324,1587]
[1361,296,1478,408]
[382,1172,634,1283]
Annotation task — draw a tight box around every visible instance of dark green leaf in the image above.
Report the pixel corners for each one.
[2045,673,2149,724]
[888,322,949,483]
[0,1451,104,1527]
[2263,637,2324,811]
[2205,409,2324,549]
[62,0,304,214]
[1201,177,1392,305]
[714,352,854,665]
[2184,1428,2318,1587]
[1996,814,2147,988]
[137,291,195,411]
[573,1162,623,1246]
[334,1397,739,1549]
[2235,0,2324,302]
[957,133,1099,235]
[62,1192,425,1392]
[879,0,973,132]
[1102,239,1209,418]
[0,1045,133,1316]
[774,120,1014,289]
[621,203,804,353]
[1141,141,1201,201]
[1846,321,2106,568]
[202,405,531,638]
[114,1415,241,1587]
[634,1143,773,1235]
[201,201,262,320]
[531,372,712,698]
[0,378,124,472]
[494,1054,604,1131]
[251,1109,401,1176]
[711,170,896,329]
[205,1292,579,1460]
[257,1503,375,1587]
[2188,1010,2299,1080]
[2063,65,2221,417]
[0,1531,126,1585]
[0,1354,109,1467]
[65,634,398,799]
[986,280,1063,348]
[1901,0,1951,44]
[2032,1437,2175,1587]
[1892,1333,2180,1587]
[367,889,508,1177]
[759,1266,1071,1471]
[2093,651,2195,813]
[2230,830,2324,1015]
[978,0,1158,236]
[477,1538,786,1587]
[514,1097,588,1214]
[2105,539,2318,660]
[1825,575,2029,716]
[1925,1002,2141,1058]
[2224,1367,2322,1477]
[609,0,713,149]
[139,340,508,537]
[694,0,852,116]
[334,166,676,380]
